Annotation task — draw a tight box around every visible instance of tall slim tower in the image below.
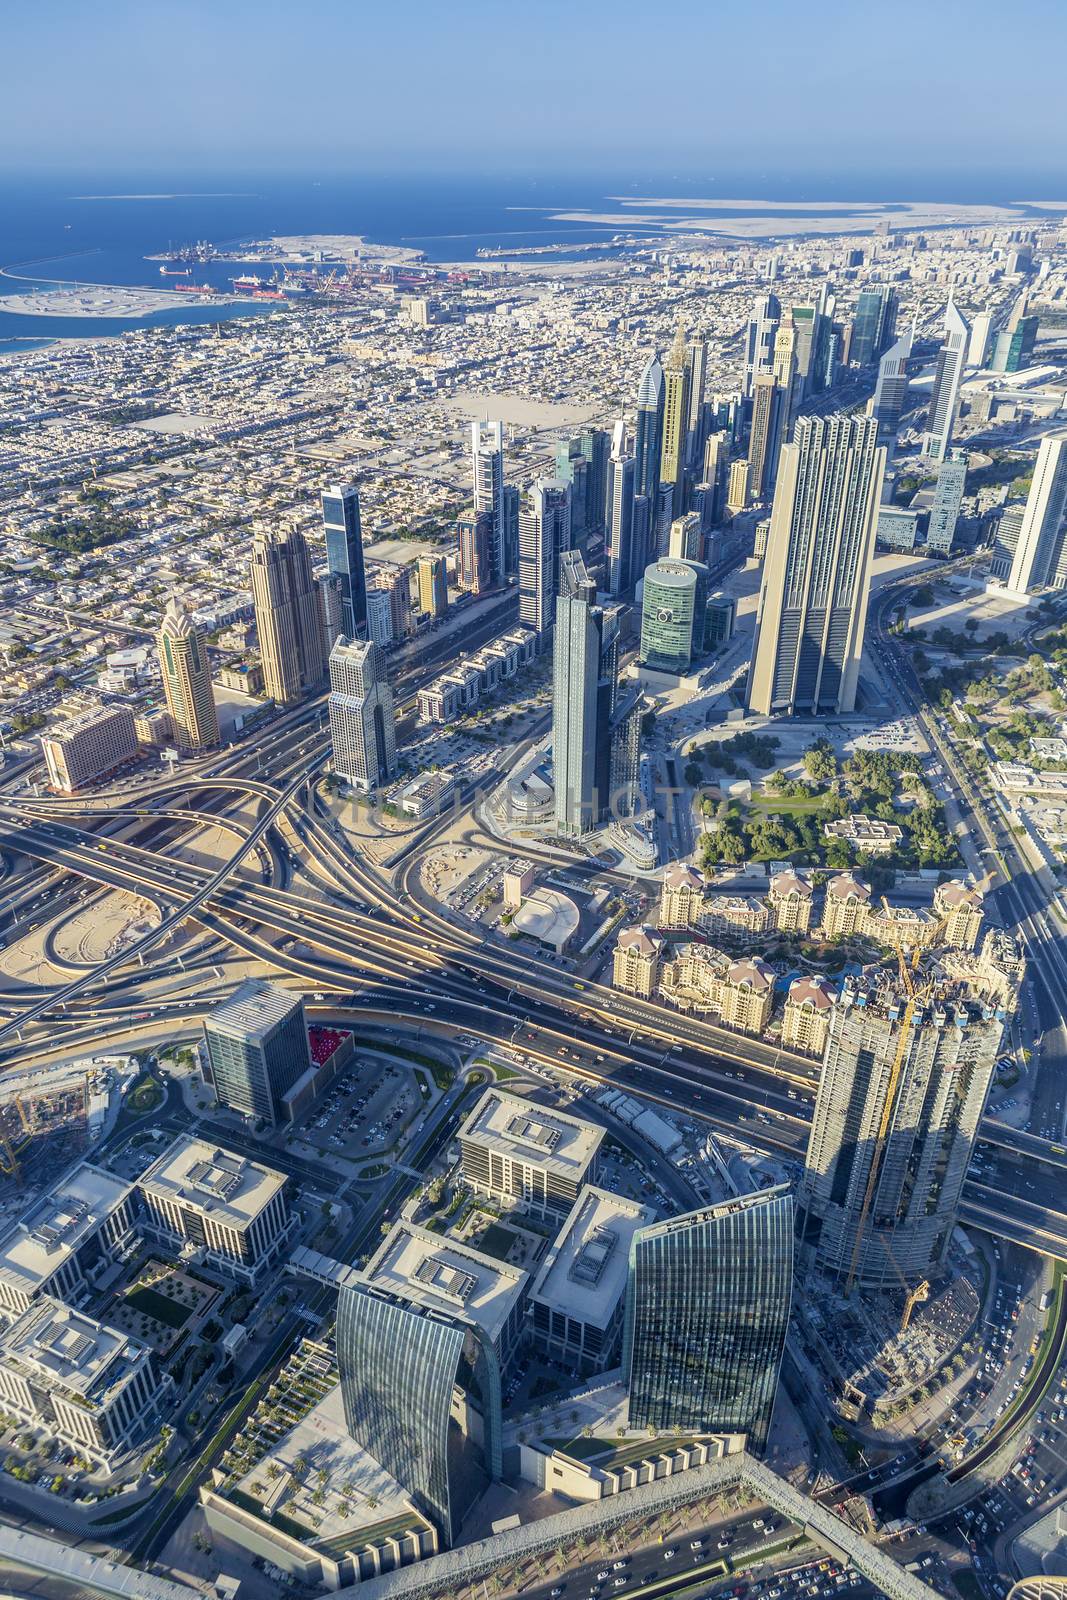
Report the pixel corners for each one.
[250,526,326,706]
[328,638,397,791]
[606,446,637,598]
[747,374,786,502]
[743,293,781,397]
[849,284,898,367]
[158,601,218,750]
[471,419,510,581]
[623,1189,793,1453]
[869,325,913,449]
[321,484,367,641]
[634,355,665,504]
[1006,433,1067,593]
[926,450,968,555]
[659,322,692,510]
[518,479,571,635]
[685,337,708,468]
[798,961,1010,1288]
[922,300,970,461]
[552,552,624,837]
[747,414,885,717]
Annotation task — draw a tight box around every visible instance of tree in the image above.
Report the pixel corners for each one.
[803,738,837,783]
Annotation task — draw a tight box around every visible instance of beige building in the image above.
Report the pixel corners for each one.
[944,928,1025,1014]
[659,946,774,1035]
[820,872,872,937]
[823,814,902,856]
[658,862,705,930]
[703,895,769,944]
[720,957,776,1034]
[782,975,836,1056]
[613,926,665,998]
[726,457,751,515]
[768,870,814,933]
[250,525,326,707]
[863,902,940,953]
[416,553,448,618]
[158,601,218,750]
[41,704,137,792]
[935,880,985,950]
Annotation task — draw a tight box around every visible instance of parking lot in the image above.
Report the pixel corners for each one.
[297,1056,420,1161]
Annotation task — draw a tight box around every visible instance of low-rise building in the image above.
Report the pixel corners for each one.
[138,1137,291,1284]
[502,858,537,909]
[398,770,455,818]
[823,815,903,856]
[658,862,705,930]
[459,1089,604,1220]
[768,870,814,933]
[528,1186,656,1376]
[612,925,665,998]
[0,1164,138,1323]
[40,704,138,792]
[782,975,837,1055]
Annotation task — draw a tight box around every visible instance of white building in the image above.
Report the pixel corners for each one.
[0,1164,138,1323]
[328,637,397,791]
[459,1089,604,1220]
[138,1137,292,1285]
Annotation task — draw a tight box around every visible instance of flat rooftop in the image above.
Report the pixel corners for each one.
[0,1162,133,1298]
[364,1221,527,1345]
[0,1295,146,1402]
[205,978,304,1044]
[529,1185,656,1329]
[139,1135,287,1231]
[460,1088,605,1182]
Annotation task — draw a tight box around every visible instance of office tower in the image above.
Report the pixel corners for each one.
[967,309,994,368]
[747,414,885,717]
[922,300,970,460]
[991,293,1039,374]
[869,326,913,448]
[1006,433,1067,593]
[606,449,637,597]
[518,479,571,635]
[850,284,898,367]
[456,508,492,595]
[634,354,665,503]
[702,431,729,516]
[471,418,512,581]
[555,429,610,538]
[623,1189,793,1452]
[685,337,708,468]
[640,558,711,674]
[338,1222,526,1545]
[321,484,367,641]
[791,304,816,398]
[554,438,589,539]
[798,964,1006,1288]
[726,458,751,515]
[660,323,692,509]
[668,512,703,562]
[705,593,736,650]
[416,552,448,618]
[203,980,311,1126]
[365,587,393,649]
[41,705,137,793]
[328,638,397,790]
[690,482,717,538]
[747,374,786,502]
[743,293,781,397]
[926,450,968,555]
[378,567,412,641]
[1007,245,1032,276]
[250,526,326,706]
[158,600,218,750]
[316,571,344,658]
[990,503,1026,582]
[553,551,629,836]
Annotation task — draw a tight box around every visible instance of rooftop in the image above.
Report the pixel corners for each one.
[617,925,664,956]
[460,1088,605,1182]
[205,978,305,1044]
[529,1185,655,1329]
[0,1295,149,1405]
[139,1135,287,1231]
[0,1162,133,1297]
[663,862,704,891]
[363,1221,527,1345]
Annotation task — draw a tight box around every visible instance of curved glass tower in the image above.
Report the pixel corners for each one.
[623,1188,793,1452]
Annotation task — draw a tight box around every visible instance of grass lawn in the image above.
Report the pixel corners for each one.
[478,1222,518,1260]
[748,794,831,816]
[125,1285,192,1328]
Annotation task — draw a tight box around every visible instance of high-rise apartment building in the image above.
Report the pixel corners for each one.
[726,458,751,515]
[926,450,968,555]
[456,509,493,595]
[967,309,994,369]
[743,293,781,397]
[158,600,218,750]
[518,479,571,635]
[416,552,448,618]
[471,418,505,579]
[606,447,638,598]
[991,293,1039,375]
[203,980,311,1126]
[747,414,885,717]
[922,300,970,461]
[634,355,665,503]
[377,567,412,641]
[747,374,786,502]
[667,512,703,562]
[552,552,623,836]
[869,326,913,448]
[849,284,898,367]
[321,484,367,641]
[798,961,1010,1288]
[1006,433,1067,593]
[250,525,326,706]
[328,638,397,790]
[623,1189,793,1452]
[365,588,394,649]
[659,323,692,510]
[41,705,137,792]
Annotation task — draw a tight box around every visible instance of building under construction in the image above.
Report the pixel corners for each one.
[0,1067,99,1186]
[797,950,1019,1292]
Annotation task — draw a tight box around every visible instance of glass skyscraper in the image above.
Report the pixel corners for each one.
[623,1188,793,1452]
[202,980,311,1126]
[321,484,368,641]
[634,354,664,503]
[850,285,898,368]
[639,558,710,675]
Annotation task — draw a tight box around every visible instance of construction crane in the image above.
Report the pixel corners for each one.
[901,1279,931,1334]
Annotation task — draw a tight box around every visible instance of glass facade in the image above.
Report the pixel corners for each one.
[322,486,368,641]
[337,1285,501,1546]
[203,1002,309,1125]
[623,1189,793,1452]
[639,560,709,675]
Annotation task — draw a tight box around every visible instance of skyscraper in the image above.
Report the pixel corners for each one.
[991,293,1039,375]
[518,479,571,635]
[158,600,218,750]
[328,638,397,791]
[747,414,885,717]
[471,419,513,581]
[416,552,448,618]
[456,509,492,595]
[606,447,637,598]
[869,325,913,449]
[926,450,968,555]
[667,512,703,562]
[552,552,630,837]
[922,300,970,461]
[849,284,898,367]
[685,337,708,469]
[659,322,692,511]
[1006,433,1067,593]
[623,1188,793,1452]
[743,293,781,397]
[702,431,729,525]
[967,309,994,369]
[203,980,311,1126]
[634,354,665,504]
[798,962,1010,1288]
[747,374,786,502]
[321,484,367,641]
[250,525,326,706]
[640,558,710,675]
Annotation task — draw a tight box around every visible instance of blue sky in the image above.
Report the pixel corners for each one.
[4,0,1066,180]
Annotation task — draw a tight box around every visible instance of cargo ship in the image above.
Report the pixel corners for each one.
[159,266,191,276]
[173,282,218,294]
[231,273,266,292]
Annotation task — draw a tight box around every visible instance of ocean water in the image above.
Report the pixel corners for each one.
[0,171,1060,345]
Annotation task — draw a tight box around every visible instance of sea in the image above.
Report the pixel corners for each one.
[0,170,1060,351]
